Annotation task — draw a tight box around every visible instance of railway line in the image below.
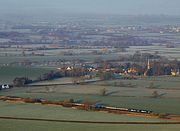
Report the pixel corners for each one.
[0,95,153,114]
[1,96,180,121]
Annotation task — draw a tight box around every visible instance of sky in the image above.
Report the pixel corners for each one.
[0,0,179,15]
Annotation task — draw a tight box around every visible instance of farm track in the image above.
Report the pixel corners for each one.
[0,116,180,124]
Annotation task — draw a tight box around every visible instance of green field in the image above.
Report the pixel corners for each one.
[0,101,179,131]
[1,120,180,131]
[0,101,162,122]
[1,76,180,115]
[0,66,54,84]
[1,91,179,115]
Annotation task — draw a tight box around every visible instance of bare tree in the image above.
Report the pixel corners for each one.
[100,88,107,96]
[152,91,159,98]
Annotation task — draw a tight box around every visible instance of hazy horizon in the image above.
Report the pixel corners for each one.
[0,0,180,16]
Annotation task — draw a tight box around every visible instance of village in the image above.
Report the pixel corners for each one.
[8,51,179,87]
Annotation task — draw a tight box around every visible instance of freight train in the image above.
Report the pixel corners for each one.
[93,104,153,114]
[0,95,153,114]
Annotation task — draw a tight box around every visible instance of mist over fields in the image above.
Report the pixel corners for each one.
[0,0,180,16]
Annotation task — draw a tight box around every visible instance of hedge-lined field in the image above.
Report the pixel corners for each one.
[0,66,54,84]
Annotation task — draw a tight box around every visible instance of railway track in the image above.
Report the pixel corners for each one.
[1,96,180,122]
[0,116,180,124]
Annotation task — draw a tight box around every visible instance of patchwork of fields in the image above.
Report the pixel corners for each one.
[0,46,180,65]
[0,45,180,130]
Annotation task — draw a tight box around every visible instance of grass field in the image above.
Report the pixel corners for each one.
[3,93,179,115]
[2,76,179,115]
[0,101,162,122]
[1,120,180,131]
[0,101,179,131]
[0,66,54,84]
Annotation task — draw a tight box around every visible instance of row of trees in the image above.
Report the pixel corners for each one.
[97,71,114,80]
[13,71,63,87]
[37,71,62,81]
[60,68,90,77]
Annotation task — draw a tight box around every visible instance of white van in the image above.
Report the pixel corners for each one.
[2,85,10,89]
